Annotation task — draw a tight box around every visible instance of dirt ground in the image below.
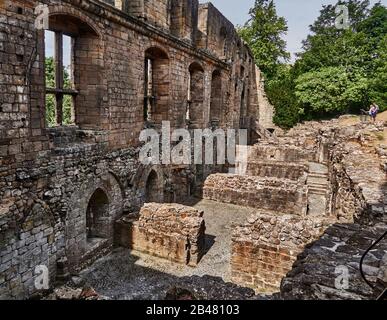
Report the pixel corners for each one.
[80,199,256,300]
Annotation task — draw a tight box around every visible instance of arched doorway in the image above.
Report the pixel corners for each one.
[145,170,163,203]
[86,188,110,241]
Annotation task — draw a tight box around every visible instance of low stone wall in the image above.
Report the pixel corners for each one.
[116,203,206,266]
[245,161,307,181]
[203,174,308,215]
[231,212,326,293]
[248,144,316,163]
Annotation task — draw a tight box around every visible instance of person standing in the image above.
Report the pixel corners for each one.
[369,103,379,122]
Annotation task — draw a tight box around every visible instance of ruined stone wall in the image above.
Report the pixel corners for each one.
[245,162,307,181]
[0,0,259,159]
[231,212,327,292]
[247,144,316,163]
[203,174,308,215]
[255,67,275,130]
[0,0,264,299]
[116,203,206,266]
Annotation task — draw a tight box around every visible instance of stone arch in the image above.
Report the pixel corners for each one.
[145,169,164,203]
[210,69,222,125]
[65,172,123,269]
[44,8,105,130]
[144,46,170,123]
[86,188,110,240]
[47,5,103,37]
[187,62,205,128]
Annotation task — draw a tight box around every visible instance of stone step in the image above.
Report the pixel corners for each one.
[308,162,329,175]
[308,172,328,179]
[307,193,327,216]
[308,186,328,195]
[307,176,329,186]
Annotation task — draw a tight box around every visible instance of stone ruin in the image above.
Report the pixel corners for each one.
[116,203,205,267]
[0,0,386,300]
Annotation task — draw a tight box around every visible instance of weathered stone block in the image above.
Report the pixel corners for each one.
[231,212,327,293]
[116,203,206,266]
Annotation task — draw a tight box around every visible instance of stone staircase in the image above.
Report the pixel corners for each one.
[306,162,330,216]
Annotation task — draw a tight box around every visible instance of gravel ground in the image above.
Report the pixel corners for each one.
[80,199,260,300]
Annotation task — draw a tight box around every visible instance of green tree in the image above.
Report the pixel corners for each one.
[45,57,56,127]
[296,1,371,74]
[266,65,301,128]
[45,57,73,127]
[293,1,386,120]
[295,66,369,117]
[368,35,387,110]
[238,0,290,78]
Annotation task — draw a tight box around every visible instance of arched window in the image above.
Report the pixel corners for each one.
[144,47,170,124]
[210,70,222,124]
[44,14,101,129]
[187,62,205,127]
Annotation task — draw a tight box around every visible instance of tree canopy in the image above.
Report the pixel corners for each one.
[238,0,290,78]
[240,0,387,128]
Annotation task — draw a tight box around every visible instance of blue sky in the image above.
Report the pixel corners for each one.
[200,0,385,61]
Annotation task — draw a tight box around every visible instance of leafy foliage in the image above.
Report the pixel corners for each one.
[242,0,386,128]
[295,66,369,115]
[237,0,290,78]
[45,57,73,127]
[266,66,301,128]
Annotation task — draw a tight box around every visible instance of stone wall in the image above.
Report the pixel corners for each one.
[231,212,327,292]
[203,174,308,215]
[245,161,307,181]
[0,0,267,299]
[116,203,206,266]
[255,67,275,130]
[247,144,316,163]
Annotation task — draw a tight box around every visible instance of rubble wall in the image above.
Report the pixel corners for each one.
[0,0,265,299]
[116,203,206,266]
[231,212,327,292]
[203,174,308,215]
[245,161,307,181]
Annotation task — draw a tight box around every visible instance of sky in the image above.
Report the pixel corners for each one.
[200,0,385,61]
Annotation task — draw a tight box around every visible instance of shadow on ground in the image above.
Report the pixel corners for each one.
[80,248,268,300]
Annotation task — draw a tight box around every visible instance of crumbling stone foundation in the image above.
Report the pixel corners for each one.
[203,174,308,215]
[116,203,206,266]
[231,212,327,292]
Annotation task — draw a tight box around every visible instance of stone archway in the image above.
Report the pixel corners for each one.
[145,170,163,203]
[86,188,110,240]
[65,172,123,269]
